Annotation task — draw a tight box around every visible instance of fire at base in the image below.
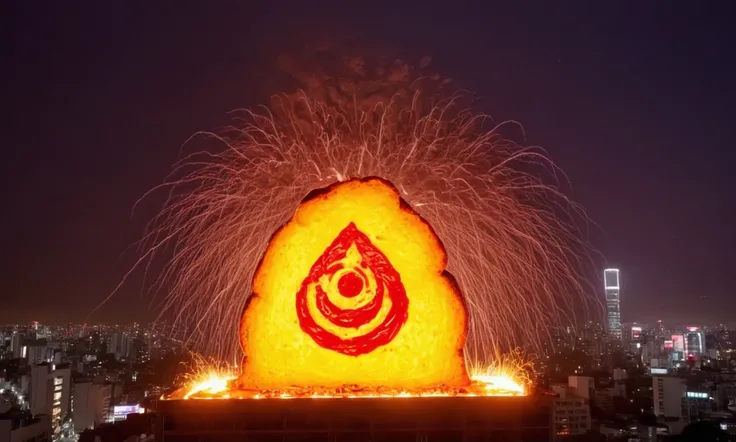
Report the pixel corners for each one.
[177,178,528,399]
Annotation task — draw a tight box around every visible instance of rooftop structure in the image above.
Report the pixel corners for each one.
[155,395,553,442]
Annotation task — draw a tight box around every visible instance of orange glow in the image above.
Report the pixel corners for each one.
[178,371,526,400]
[173,178,532,401]
[239,178,469,391]
[183,372,237,399]
[468,348,532,396]
[179,355,238,399]
[471,375,526,395]
[176,351,529,399]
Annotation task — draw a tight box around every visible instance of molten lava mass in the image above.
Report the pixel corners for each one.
[239,178,469,390]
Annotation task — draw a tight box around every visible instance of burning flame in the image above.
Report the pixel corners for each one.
[470,375,526,395]
[178,354,529,400]
[179,354,238,400]
[183,372,237,399]
[468,348,532,396]
[180,372,526,400]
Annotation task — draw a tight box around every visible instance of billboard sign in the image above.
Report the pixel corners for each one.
[112,404,143,421]
[672,334,685,352]
[632,326,642,340]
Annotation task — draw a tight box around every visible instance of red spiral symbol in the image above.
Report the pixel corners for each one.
[296,222,409,356]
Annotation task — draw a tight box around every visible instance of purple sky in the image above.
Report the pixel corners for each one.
[3,2,735,326]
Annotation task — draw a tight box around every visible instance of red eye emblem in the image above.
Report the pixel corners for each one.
[337,272,364,298]
[295,222,409,356]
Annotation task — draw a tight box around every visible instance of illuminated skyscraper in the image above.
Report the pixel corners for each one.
[604,269,622,340]
[684,326,704,358]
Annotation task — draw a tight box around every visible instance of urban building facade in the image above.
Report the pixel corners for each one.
[653,375,686,418]
[684,327,705,358]
[73,382,112,432]
[551,384,591,437]
[29,363,71,436]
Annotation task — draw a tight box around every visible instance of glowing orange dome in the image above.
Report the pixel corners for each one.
[239,178,469,390]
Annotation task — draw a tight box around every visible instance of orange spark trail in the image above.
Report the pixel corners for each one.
[123,58,597,370]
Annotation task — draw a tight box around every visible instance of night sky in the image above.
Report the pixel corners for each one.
[4,2,735,326]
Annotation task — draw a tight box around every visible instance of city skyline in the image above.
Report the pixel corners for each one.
[5,283,736,440]
[3,3,736,326]
[4,4,736,441]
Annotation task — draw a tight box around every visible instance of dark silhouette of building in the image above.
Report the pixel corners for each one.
[154,395,553,441]
[79,413,154,442]
[680,421,729,442]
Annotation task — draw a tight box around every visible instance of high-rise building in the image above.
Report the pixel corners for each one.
[73,381,112,432]
[25,340,51,365]
[604,268,622,340]
[672,334,685,353]
[10,332,24,359]
[29,363,71,436]
[684,327,705,358]
[89,331,101,354]
[654,320,665,338]
[653,375,686,418]
[683,390,710,423]
[631,326,642,342]
[580,321,605,368]
[109,331,135,362]
[551,383,592,437]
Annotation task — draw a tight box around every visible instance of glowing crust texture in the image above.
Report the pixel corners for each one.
[239,178,469,390]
